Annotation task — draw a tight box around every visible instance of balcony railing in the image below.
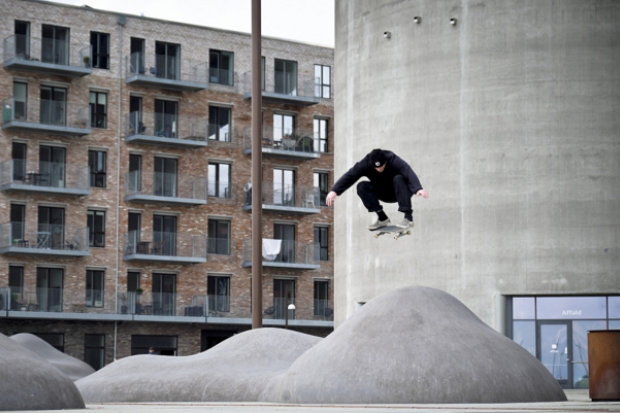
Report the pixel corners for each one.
[208,181,237,204]
[124,111,208,148]
[124,171,207,205]
[2,97,91,136]
[244,71,320,106]
[242,239,320,269]
[125,52,208,92]
[208,68,239,92]
[0,223,89,257]
[242,182,320,214]
[0,160,90,196]
[3,34,92,76]
[206,122,238,146]
[122,231,207,264]
[313,299,334,321]
[242,127,321,159]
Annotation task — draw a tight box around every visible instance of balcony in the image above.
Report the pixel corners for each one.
[242,182,320,215]
[124,112,208,148]
[2,97,91,136]
[208,181,237,205]
[243,127,321,159]
[125,52,208,92]
[262,298,334,322]
[3,34,92,77]
[243,71,320,106]
[242,239,320,270]
[1,160,90,197]
[124,171,207,206]
[0,223,89,257]
[122,231,207,264]
[208,68,239,93]
[207,237,237,264]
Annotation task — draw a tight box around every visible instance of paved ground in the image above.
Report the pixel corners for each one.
[10,391,620,413]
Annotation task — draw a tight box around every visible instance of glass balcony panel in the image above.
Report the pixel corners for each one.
[0,223,89,255]
[124,171,207,205]
[0,159,89,195]
[122,231,206,262]
[124,53,208,92]
[242,127,320,159]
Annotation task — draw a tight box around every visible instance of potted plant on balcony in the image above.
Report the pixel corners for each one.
[83,55,91,68]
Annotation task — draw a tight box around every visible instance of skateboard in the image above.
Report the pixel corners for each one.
[372,225,412,240]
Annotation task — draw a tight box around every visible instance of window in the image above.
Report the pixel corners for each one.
[314,118,328,153]
[39,145,66,188]
[89,92,107,128]
[273,113,295,144]
[84,334,105,370]
[207,275,230,312]
[128,153,142,192]
[208,106,231,142]
[14,21,30,58]
[9,266,24,300]
[273,168,295,207]
[155,41,180,80]
[128,96,143,135]
[38,205,64,249]
[129,37,145,74]
[36,267,63,312]
[209,50,234,85]
[314,226,329,261]
[154,99,178,138]
[152,273,176,316]
[208,162,231,198]
[12,142,26,182]
[40,86,66,126]
[90,32,109,69]
[314,64,331,98]
[128,213,141,253]
[273,279,295,319]
[131,335,177,356]
[153,215,177,256]
[125,271,140,314]
[41,25,68,65]
[87,210,105,248]
[274,223,295,263]
[13,81,27,120]
[89,150,106,187]
[154,157,177,197]
[274,58,297,95]
[10,204,25,244]
[86,269,104,308]
[34,333,64,352]
[208,219,230,255]
[314,280,329,316]
[314,172,329,207]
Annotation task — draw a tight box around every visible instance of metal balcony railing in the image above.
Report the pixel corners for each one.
[122,231,207,263]
[0,160,89,196]
[242,182,320,213]
[124,171,207,205]
[3,34,92,76]
[209,67,235,86]
[313,299,334,320]
[2,97,91,135]
[243,71,320,106]
[124,111,208,148]
[125,52,208,92]
[242,127,321,158]
[208,181,236,204]
[242,239,319,269]
[0,223,89,256]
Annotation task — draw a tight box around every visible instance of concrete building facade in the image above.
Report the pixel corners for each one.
[334,0,619,390]
[0,0,335,366]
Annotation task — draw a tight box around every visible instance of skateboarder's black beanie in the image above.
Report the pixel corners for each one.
[370,149,387,168]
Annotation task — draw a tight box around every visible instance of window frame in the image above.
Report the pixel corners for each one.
[208,106,232,142]
[88,149,107,187]
[209,49,234,86]
[87,209,106,248]
[207,275,231,312]
[313,280,330,316]
[314,118,329,153]
[90,31,110,69]
[86,269,104,308]
[84,334,105,370]
[314,64,331,98]
[9,266,24,300]
[314,171,329,207]
[314,226,329,261]
[208,162,231,198]
[89,91,107,129]
[207,219,231,255]
[13,81,27,120]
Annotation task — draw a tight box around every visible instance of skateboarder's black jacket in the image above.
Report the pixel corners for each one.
[331,150,423,196]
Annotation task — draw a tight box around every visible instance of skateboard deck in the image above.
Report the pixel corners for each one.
[372,225,412,240]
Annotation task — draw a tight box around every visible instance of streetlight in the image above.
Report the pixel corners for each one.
[285,301,295,329]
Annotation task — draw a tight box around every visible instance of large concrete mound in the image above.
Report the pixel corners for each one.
[263,286,567,404]
[11,333,95,381]
[76,328,320,402]
[0,333,85,411]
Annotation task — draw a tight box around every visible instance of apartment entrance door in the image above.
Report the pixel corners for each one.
[537,321,572,389]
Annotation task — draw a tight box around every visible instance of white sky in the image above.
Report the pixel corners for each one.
[43,0,335,47]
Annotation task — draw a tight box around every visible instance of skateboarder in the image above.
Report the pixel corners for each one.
[326,149,429,230]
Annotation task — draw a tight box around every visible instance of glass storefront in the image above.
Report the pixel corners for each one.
[508,295,620,389]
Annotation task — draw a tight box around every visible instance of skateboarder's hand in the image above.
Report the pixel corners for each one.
[416,189,429,199]
[326,191,337,207]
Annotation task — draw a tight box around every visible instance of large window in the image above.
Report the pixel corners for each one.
[153,215,177,256]
[314,226,329,261]
[89,150,106,187]
[10,203,25,244]
[314,280,329,316]
[154,157,177,198]
[14,21,30,58]
[273,279,295,319]
[208,219,230,255]
[152,273,176,316]
[41,25,68,65]
[274,223,295,263]
[12,142,26,182]
[89,92,107,129]
[128,153,142,192]
[129,37,145,74]
[13,81,27,120]
[208,162,231,198]
[314,172,329,207]
[39,145,66,188]
[314,118,328,153]
[87,210,105,248]
[90,32,109,69]
[9,266,24,301]
[40,86,66,127]
[38,205,64,249]
[207,275,230,312]
[128,96,143,135]
[273,113,294,144]
[273,168,295,207]
[208,106,231,142]
[86,270,104,308]
[314,64,331,98]
[274,59,297,95]
[154,99,178,138]
[209,50,234,86]
[84,334,105,370]
[155,41,179,80]
[36,267,63,312]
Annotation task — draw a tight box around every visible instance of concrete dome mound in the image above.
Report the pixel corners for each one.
[76,328,320,403]
[264,286,567,404]
[0,333,85,411]
[11,333,95,381]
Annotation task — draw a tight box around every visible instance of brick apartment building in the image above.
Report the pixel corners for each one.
[0,0,334,367]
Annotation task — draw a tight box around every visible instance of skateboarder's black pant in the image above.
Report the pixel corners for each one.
[356,175,413,215]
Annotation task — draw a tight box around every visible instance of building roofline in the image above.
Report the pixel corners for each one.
[31,0,334,50]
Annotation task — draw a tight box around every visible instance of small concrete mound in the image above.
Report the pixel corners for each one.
[11,333,95,381]
[76,327,321,403]
[263,286,567,404]
[0,333,85,411]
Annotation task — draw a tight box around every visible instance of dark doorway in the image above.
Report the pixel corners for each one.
[201,330,236,352]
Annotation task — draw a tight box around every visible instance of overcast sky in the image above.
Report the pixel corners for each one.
[43,0,335,47]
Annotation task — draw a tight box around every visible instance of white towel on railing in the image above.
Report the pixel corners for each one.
[262,239,282,261]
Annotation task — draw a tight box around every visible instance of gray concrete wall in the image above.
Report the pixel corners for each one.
[334,0,620,328]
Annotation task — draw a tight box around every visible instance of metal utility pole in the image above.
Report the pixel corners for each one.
[251,0,263,329]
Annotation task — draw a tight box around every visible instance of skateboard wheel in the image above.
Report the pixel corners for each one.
[407,231,411,235]
[394,236,398,240]
[374,234,379,238]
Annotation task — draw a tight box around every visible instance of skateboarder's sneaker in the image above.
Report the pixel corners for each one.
[396,218,414,229]
[368,218,390,231]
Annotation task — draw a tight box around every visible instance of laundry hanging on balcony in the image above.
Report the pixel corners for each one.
[262,239,282,261]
